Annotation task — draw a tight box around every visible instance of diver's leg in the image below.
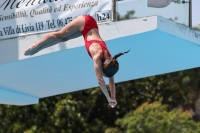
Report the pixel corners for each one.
[24,16,85,55]
[29,32,82,55]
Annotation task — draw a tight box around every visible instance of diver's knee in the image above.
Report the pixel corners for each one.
[49,32,62,40]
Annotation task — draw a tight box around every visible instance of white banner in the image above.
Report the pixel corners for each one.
[118,0,141,4]
[0,0,112,40]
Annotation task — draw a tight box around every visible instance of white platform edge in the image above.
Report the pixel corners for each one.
[157,16,200,45]
[1,16,200,66]
[0,16,158,65]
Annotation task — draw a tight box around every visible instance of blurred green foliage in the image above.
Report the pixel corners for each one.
[116,10,135,20]
[193,27,200,31]
[107,101,200,133]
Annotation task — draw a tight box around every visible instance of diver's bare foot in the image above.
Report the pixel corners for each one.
[24,42,37,56]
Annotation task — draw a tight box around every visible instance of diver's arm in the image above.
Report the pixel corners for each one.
[109,76,116,100]
[93,57,111,101]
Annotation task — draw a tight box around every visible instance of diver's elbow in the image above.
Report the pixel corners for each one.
[97,78,104,85]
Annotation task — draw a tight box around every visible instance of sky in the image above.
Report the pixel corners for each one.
[192,0,200,27]
[118,0,200,27]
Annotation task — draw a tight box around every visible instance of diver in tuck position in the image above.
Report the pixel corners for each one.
[24,15,129,108]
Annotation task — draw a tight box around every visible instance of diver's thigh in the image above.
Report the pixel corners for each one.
[58,16,85,36]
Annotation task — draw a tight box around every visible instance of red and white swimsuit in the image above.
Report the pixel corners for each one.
[81,15,111,59]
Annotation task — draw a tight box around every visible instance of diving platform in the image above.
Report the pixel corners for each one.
[0,16,200,105]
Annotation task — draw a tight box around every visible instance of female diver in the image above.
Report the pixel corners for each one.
[24,15,129,108]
